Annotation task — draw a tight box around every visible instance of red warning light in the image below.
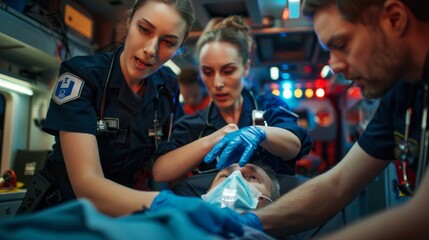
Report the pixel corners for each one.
[314,79,325,88]
[304,65,312,74]
[347,86,362,99]
[270,83,279,90]
[316,110,333,127]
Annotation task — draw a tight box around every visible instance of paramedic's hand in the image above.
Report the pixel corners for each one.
[150,190,244,237]
[222,208,264,232]
[205,126,266,169]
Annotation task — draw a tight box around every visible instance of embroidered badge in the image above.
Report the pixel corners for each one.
[52,73,85,105]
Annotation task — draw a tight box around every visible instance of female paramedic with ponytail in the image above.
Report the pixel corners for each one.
[152,15,312,183]
[18,0,196,217]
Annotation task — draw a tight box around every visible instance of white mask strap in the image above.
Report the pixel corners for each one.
[259,195,273,204]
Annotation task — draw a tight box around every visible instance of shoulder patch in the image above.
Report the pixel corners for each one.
[52,73,85,105]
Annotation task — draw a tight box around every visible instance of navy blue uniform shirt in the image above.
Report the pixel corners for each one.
[359,65,429,174]
[154,89,312,175]
[42,46,179,198]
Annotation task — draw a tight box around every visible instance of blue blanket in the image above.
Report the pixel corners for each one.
[0,199,276,240]
[0,199,221,240]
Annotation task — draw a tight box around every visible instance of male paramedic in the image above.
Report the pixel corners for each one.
[167,0,429,239]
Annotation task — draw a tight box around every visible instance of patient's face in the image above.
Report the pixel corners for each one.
[209,163,273,207]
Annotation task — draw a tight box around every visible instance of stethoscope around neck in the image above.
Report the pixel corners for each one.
[198,89,264,139]
[395,52,429,196]
[397,82,429,196]
[95,45,175,149]
[96,46,120,137]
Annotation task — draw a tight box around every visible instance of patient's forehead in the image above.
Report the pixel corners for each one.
[221,163,265,175]
[211,163,273,195]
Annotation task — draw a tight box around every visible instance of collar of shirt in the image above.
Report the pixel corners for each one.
[107,46,169,112]
[209,89,255,129]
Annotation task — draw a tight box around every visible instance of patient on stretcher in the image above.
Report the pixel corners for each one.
[202,163,280,211]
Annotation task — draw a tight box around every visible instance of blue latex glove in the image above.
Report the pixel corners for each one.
[150,190,244,237]
[204,126,266,169]
[222,208,264,232]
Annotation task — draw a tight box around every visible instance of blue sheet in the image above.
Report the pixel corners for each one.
[0,199,221,240]
[0,199,275,240]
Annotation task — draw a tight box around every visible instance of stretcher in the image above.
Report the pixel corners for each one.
[0,173,345,239]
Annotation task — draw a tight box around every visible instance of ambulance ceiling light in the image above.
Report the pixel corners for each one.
[288,0,301,19]
[281,73,290,79]
[0,73,34,96]
[305,89,314,98]
[282,81,292,90]
[270,66,279,80]
[294,89,303,98]
[315,88,325,98]
[282,89,293,99]
[281,64,289,71]
[272,89,280,96]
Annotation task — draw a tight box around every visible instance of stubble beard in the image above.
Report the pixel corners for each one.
[360,31,410,99]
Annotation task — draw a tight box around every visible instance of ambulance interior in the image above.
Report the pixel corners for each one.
[0,0,410,237]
